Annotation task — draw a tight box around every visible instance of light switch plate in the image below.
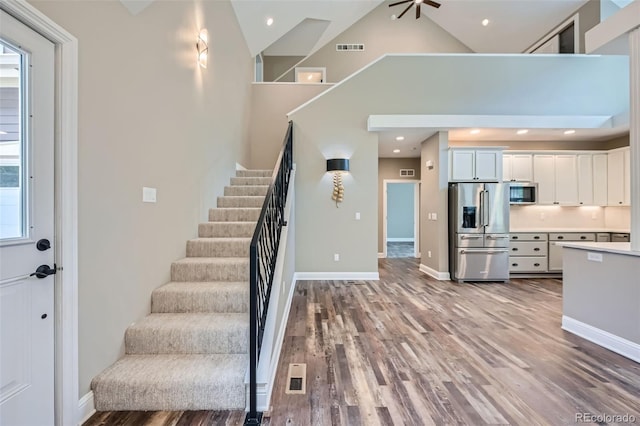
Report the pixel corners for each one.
[355,212,361,220]
[143,187,157,203]
[432,213,437,220]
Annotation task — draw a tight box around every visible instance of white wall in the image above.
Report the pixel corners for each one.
[30,0,254,397]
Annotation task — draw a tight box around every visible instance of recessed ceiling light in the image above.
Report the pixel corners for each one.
[482,19,490,26]
[393,149,401,153]
[395,136,405,141]
[517,129,529,135]
[564,129,576,135]
[266,17,274,26]
[470,129,481,135]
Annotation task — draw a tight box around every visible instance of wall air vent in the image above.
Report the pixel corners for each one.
[400,169,416,177]
[336,43,364,51]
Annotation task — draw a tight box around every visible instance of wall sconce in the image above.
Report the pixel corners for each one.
[196,29,209,69]
[326,158,349,207]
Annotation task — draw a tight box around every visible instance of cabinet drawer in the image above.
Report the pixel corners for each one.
[549,233,595,242]
[509,241,548,256]
[510,233,547,242]
[509,257,548,272]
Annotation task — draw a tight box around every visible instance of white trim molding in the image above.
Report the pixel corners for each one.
[419,264,451,281]
[77,392,95,426]
[378,252,385,258]
[562,316,640,363]
[0,2,79,425]
[295,272,380,281]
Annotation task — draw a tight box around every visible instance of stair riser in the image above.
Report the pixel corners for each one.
[224,186,268,196]
[198,222,256,237]
[236,170,271,178]
[171,262,249,282]
[209,208,260,222]
[217,196,264,208]
[125,326,248,355]
[151,287,249,314]
[230,177,271,186]
[186,240,249,257]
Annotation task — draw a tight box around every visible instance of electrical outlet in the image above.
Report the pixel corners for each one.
[540,212,545,220]
[142,187,157,203]
[428,250,432,258]
[355,212,361,220]
[591,212,597,220]
[334,253,340,261]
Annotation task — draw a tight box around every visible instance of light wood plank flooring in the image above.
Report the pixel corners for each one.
[84,258,640,425]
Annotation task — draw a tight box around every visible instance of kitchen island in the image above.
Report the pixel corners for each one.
[559,242,640,363]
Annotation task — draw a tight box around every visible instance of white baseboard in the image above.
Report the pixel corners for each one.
[235,162,247,171]
[78,391,95,426]
[387,238,414,243]
[295,272,379,281]
[419,264,451,281]
[562,316,640,363]
[378,252,385,258]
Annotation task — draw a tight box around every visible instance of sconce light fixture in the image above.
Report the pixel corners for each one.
[196,29,209,68]
[327,158,349,207]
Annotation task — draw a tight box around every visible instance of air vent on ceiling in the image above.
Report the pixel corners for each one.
[400,169,415,177]
[336,43,364,51]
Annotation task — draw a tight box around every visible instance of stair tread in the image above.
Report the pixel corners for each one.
[173,257,249,264]
[91,354,247,411]
[130,312,248,328]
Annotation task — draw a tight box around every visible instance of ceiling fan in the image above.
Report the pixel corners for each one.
[389,0,441,19]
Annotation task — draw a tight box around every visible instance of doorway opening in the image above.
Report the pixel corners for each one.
[383,180,419,258]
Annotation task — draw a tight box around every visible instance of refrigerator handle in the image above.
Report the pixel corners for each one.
[478,190,484,227]
[484,190,490,227]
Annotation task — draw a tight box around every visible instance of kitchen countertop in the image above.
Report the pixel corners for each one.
[557,242,640,257]
[510,228,631,233]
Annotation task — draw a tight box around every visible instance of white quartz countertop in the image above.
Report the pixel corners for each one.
[557,242,640,257]
[510,228,630,233]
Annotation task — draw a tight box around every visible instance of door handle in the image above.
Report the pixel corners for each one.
[30,264,57,279]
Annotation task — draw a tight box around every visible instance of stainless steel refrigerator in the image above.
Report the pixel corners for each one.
[449,182,510,282]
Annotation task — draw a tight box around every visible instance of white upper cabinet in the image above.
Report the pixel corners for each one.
[503,154,533,182]
[533,155,556,204]
[554,155,579,205]
[592,154,608,206]
[533,154,579,205]
[607,148,631,206]
[450,149,502,182]
[577,154,594,206]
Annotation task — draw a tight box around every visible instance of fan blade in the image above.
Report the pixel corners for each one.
[388,0,412,7]
[425,0,441,8]
[397,2,413,19]
[416,3,421,18]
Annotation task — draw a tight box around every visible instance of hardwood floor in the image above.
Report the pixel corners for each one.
[84,258,640,425]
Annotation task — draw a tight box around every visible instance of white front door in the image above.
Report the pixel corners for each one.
[0,9,55,426]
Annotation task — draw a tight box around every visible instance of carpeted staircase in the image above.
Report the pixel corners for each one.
[91,170,271,411]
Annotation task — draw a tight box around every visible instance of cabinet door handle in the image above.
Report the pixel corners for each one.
[512,248,518,251]
[534,236,540,239]
[580,236,586,240]
[534,248,540,251]
[557,236,564,240]
[534,263,540,267]
[512,263,518,267]
[512,236,519,240]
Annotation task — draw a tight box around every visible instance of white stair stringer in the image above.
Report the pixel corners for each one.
[91,170,269,411]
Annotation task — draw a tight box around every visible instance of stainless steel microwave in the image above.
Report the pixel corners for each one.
[509,182,538,204]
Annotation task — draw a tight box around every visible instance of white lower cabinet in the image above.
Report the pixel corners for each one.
[509,233,548,273]
[548,233,596,272]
